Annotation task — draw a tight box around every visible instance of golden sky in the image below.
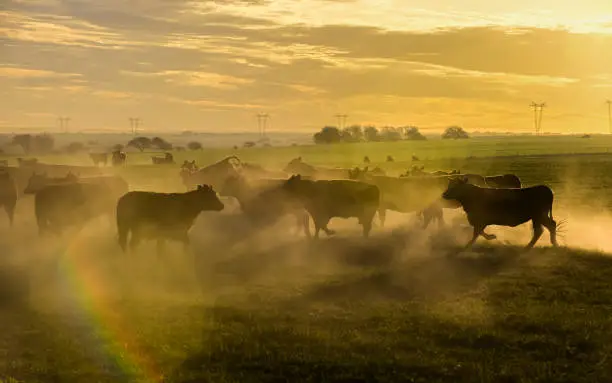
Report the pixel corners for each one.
[1,0,612,133]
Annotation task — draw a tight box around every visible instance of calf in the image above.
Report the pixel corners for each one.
[281,174,380,238]
[442,176,558,252]
[116,184,224,253]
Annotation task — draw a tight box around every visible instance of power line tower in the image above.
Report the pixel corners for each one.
[335,114,348,129]
[607,100,612,134]
[129,117,142,136]
[529,102,545,135]
[257,113,269,138]
[58,116,71,133]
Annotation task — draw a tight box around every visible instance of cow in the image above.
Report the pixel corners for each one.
[219,175,310,237]
[89,153,108,166]
[24,172,79,194]
[112,150,126,166]
[241,162,288,179]
[181,160,198,172]
[283,157,349,180]
[17,158,38,167]
[116,184,224,254]
[441,176,558,252]
[363,156,371,164]
[348,169,448,228]
[180,155,243,191]
[0,171,17,226]
[152,152,175,165]
[34,182,116,236]
[281,174,380,238]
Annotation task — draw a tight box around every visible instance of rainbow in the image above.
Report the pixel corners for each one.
[54,232,161,382]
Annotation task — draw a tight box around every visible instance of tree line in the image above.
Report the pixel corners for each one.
[313,125,469,144]
[5,134,204,154]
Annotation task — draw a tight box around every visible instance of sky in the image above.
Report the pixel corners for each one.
[1,0,612,133]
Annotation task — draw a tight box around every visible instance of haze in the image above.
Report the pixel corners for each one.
[1,0,612,133]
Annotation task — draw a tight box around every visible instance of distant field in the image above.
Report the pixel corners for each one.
[2,135,612,382]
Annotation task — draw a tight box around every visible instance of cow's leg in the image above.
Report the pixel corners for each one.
[118,226,129,253]
[4,203,15,227]
[299,212,312,238]
[180,233,191,254]
[129,232,141,252]
[378,208,387,227]
[156,239,166,257]
[460,224,486,253]
[541,215,558,247]
[525,220,544,249]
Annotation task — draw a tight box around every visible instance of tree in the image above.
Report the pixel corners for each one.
[403,126,427,141]
[380,126,402,141]
[363,126,379,142]
[187,141,203,150]
[313,126,342,144]
[11,134,32,153]
[127,136,152,151]
[341,125,363,142]
[151,136,173,150]
[442,126,470,139]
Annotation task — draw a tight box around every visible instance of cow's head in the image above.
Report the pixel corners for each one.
[442,176,469,201]
[194,184,224,211]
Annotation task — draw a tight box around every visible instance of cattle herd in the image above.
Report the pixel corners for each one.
[0,153,559,255]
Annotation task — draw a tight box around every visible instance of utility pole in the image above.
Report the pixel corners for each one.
[58,116,71,133]
[257,113,269,139]
[335,114,348,129]
[607,100,612,134]
[129,117,142,136]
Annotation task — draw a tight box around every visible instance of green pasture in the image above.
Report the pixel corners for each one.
[2,135,612,382]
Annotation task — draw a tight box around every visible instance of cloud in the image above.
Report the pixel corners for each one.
[0,66,81,78]
[122,70,254,89]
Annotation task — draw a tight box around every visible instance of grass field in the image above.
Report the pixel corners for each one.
[2,135,612,382]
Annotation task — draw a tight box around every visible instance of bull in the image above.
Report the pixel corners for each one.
[441,176,558,252]
[281,174,379,238]
[116,184,224,253]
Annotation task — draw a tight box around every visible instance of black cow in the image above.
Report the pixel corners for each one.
[442,176,558,252]
[220,175,311,237]
[23,172,78,194]
[116,184,224,253]
[281,174,380,238]
[112,150,127,166]
[0,171,17,226]
[34,182,115,236]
